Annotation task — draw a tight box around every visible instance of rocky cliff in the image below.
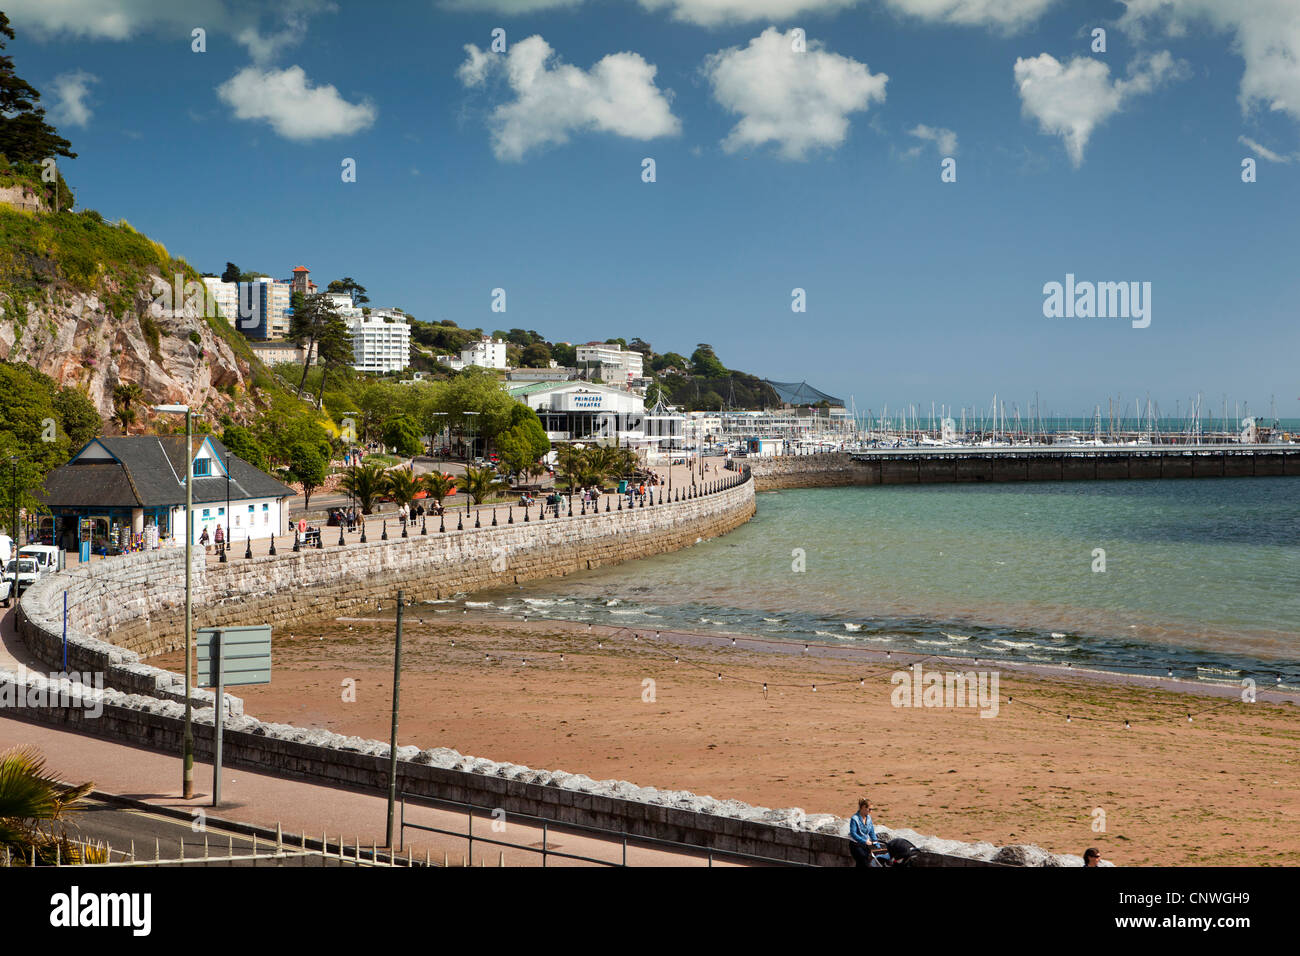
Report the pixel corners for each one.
[0,176,274,429]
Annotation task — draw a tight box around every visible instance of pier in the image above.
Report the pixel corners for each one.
[744,444,1300,489]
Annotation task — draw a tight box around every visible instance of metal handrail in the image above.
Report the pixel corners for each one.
[399,792,813,868]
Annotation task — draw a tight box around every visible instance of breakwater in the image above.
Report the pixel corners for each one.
[745,445,1300,491]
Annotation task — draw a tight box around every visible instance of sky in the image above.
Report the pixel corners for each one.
[7,0,1300,421]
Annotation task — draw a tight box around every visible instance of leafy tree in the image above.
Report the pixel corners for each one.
[421,471,453,509]
[287,293,344,397]
[287,441,327,510]
[460,465,505,505]
[0,14,76,165]
[111,382,144,432]
[220,262,241,283]
[383,467,421,509]
[691,344,727,378]
[382,415,422,457]
[220,425,269,472]
[51,387,98,450]
[340,461,386,514]
[311,311,354,409]
[520,342,552,368]
[0,746,102,866]
[550,342,576,367]
[326,277,369,307]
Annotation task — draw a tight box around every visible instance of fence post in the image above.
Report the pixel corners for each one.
[542,821,548,868]
[468,806,473,863]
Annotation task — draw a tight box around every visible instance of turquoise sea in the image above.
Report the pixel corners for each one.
[471,477,1300,686]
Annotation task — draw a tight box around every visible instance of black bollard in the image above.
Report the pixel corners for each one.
[421,515,428,535]
[492,508,498,527]
[539,505,544,520]
[269,535,277,556]
[292,532,300,553]
[475,511,481,528]
[617,497,622,511]
[581,499,586,515]
[339,525,346,546]
[314,531,322,550]
[508,506,514,524]
[605,497,610,512]
[246,535,253,559]
[360,520,367,543]
[402,519,408,538]
[524,506,530,522]
[382,520,388,541]
[457,513,463,530]
[439,514,446,533]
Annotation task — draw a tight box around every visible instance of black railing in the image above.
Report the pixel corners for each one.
[399,792,811,868]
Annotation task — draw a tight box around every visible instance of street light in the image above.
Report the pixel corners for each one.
[463,411,480,516]
[221,453,230,563]
[154,404,195,800]
[8,456,17,600]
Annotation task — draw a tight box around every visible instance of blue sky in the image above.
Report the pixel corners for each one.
[8,0,1299,420]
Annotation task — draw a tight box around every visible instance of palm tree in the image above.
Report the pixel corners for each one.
[0,746,101,865]
[112,382,144,433]
[460,465,505,505]
[339,461,387,515]
[384,468,421,510]
[422,471,453,509]
[554,444,587,492]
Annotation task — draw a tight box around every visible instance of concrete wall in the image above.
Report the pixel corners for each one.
[747,449,1300,491]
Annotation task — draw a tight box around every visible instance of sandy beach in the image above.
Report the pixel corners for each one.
[156,610,1300,866]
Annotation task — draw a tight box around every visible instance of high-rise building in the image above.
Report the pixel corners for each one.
[349,311,410,373]
[202,275,291,340]
[575,342,643,381]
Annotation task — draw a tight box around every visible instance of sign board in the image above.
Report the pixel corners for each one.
[196,625,272,687]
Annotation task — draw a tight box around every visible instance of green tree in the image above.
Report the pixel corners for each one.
[691,344,727,378]
[340,461,386,515]
[220,425,269,472]
[0,14,76,165]
[311,312,354,409]
[326,277,369,307]
[51,387,98,450]
[287,441,327,510]
[550,342,576,367]
[383,415,422,457]
[111,382,144,432]
[460,465,505,505]
[520,342,552,368]
[421,471,453,509]
[220,262,241,283]
[0,746,102,866]
[384,467,421,509]
[287,293,344,397]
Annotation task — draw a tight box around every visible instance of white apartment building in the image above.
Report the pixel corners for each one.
[249,340,317,367]
[575,343,644,382]
[201,276,291,340]
[437,335,508,371]
[349,311,410,373]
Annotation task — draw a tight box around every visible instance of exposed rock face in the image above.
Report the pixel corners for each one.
[0,271,256,428]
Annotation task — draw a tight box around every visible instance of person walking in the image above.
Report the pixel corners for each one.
[213,522,224,554]
[199,526,211,555]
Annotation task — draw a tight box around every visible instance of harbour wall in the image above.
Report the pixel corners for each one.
[747,447,1300,491]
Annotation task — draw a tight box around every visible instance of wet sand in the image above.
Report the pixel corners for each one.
[155,611,1300,866]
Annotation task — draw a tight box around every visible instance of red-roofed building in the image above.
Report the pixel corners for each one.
[290,266,316,296]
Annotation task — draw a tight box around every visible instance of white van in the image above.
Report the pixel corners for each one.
[0,535,12,564]
[19,545,62,574]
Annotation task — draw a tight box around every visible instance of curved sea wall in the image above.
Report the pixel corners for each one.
[747,447,1300,491]
[8,469,1079,865]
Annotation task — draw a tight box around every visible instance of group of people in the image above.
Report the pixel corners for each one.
[849,796,1106,867]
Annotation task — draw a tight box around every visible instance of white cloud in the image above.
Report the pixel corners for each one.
[439,0,585,12]
[2,0,226,40]
[456,35,680,161]
[907,123,957,155]
[49,71,99,128]
[634,0,1051,28]
[1013,51,1185,166]
[216,66,376,140]
[1238,135,1294,164]
[1119,1,1300,123]
[703,28,887,160]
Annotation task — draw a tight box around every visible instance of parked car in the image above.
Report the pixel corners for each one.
[18,544,62,574]
[2,558,40,606]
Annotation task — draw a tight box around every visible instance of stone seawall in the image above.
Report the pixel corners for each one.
[9,469,1065,865]
[747,448,1300,491]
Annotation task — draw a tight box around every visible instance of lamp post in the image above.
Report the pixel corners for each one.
[8,457,17,599]
[155,404,195,800]
[429,412,446,473]
[463,411,479,517]
[221,453,230,563]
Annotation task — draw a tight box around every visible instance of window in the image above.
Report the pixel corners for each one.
[201,509,211,520]
[193,459,211,477]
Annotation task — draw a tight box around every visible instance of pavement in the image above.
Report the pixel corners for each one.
[0,454,752,867]
[0,715,748,867]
